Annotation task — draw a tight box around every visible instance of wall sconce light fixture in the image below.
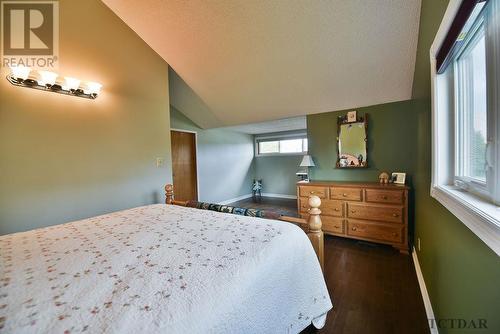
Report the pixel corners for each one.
[38,71,58,86]
[6,65,102,99]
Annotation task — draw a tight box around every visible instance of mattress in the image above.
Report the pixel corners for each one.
[0,204,332,333]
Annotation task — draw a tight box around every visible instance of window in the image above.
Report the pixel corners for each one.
[454,20,488,196]
[431,0,500,255]
[256,135,308,156]
[259,140,280,154]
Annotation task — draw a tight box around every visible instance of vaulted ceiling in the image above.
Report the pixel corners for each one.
[103,0,422,128]
[224,116,307,134]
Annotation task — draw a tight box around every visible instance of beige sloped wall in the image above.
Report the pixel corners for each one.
[0,0,172,234]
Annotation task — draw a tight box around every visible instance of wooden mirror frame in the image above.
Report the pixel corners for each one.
[336,113,368,168]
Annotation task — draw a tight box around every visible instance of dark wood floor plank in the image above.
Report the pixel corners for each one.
[228,197,429,334]
[230,197,299,217]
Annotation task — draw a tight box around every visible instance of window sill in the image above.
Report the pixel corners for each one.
[430,185,500,256]
[255,153,306,157]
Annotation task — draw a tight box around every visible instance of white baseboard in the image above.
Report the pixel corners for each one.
[218,194,253,205]
[261,193,297,199]
[412,247,438,334]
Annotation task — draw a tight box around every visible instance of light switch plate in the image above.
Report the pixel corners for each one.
[156,157,164,168]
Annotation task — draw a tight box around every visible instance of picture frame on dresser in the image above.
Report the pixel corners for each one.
[297,181,410,254]
[391,172,406,185]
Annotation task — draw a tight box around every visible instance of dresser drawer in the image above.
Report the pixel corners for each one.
[298,198,309,213]
[347,220,403,243]
[365,189,404,204]
[299,198,343,217]
[321,200,343,217]
[347,203,403,223]
[299,186,327,199]
[330,187,362,201]
[322,217,345,234]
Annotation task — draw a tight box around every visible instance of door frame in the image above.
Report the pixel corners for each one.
[171,128,200,201]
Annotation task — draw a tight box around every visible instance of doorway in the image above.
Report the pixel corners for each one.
[170,130,198,201]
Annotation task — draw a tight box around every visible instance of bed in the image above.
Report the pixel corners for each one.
[0,188,332,333]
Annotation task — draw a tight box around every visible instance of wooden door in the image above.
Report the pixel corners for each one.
[171,130,198,201]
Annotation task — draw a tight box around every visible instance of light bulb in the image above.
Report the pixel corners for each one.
[9,65,31,80]
[38,71,58,86]
[83,81,102,95]
[63,77,80,91]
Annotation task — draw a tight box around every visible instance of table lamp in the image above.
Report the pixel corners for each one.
[297,155,315,182]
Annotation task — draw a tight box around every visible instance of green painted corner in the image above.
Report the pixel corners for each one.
[307,100,418,184]
[254,155,303,196]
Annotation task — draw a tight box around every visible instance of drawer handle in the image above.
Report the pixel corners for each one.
[392,232,398,236]
[382,196,388,200]
[392,213,399,217]
[352,227,357,231]
[342,193,348,197]
[334,225,340,228]
[310,191,315,194]
[334,208,339,211]
[351,210,356,213]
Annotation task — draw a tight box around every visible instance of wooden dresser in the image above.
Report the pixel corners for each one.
[297,181,409,253]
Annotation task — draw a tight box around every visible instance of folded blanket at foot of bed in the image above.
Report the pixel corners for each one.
[185,200,282,220]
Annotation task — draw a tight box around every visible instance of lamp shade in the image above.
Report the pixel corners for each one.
[84,81,102,95]
[63,77,80,90]
[9,65,31,80]
[38,71,58,86]
[299,155,315,167]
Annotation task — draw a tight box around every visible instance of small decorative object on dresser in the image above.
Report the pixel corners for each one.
[391,172,406,185]
[297,181,410,253]
[378,171,390,184]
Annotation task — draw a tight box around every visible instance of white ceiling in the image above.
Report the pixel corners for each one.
[223,116,306,134]
[103,0,422,127]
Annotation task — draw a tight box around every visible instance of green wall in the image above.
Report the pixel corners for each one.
[170,107,254,203]
[0,0,172,235]
[308,100,417,183]
[253,130,307,196]
[307,0,500,333]
[412,1,500,333]
[254,155,302,196]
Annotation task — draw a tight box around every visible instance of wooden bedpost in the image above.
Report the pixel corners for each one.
[165,184,189,206]
[307,195,324,271]
[165,184,174,204]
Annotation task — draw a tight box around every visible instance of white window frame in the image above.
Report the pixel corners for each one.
[254,132,308,157]
[430,0,500,256]
[454,18,489,199]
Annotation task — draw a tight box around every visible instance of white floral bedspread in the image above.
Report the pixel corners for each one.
[0,204,332,333]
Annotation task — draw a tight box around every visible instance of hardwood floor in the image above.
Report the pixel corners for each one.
[229,197,430,334]
[230,197,299,217]
[302,236,429,334]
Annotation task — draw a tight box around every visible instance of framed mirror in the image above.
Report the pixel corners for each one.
[336,114,368,168]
